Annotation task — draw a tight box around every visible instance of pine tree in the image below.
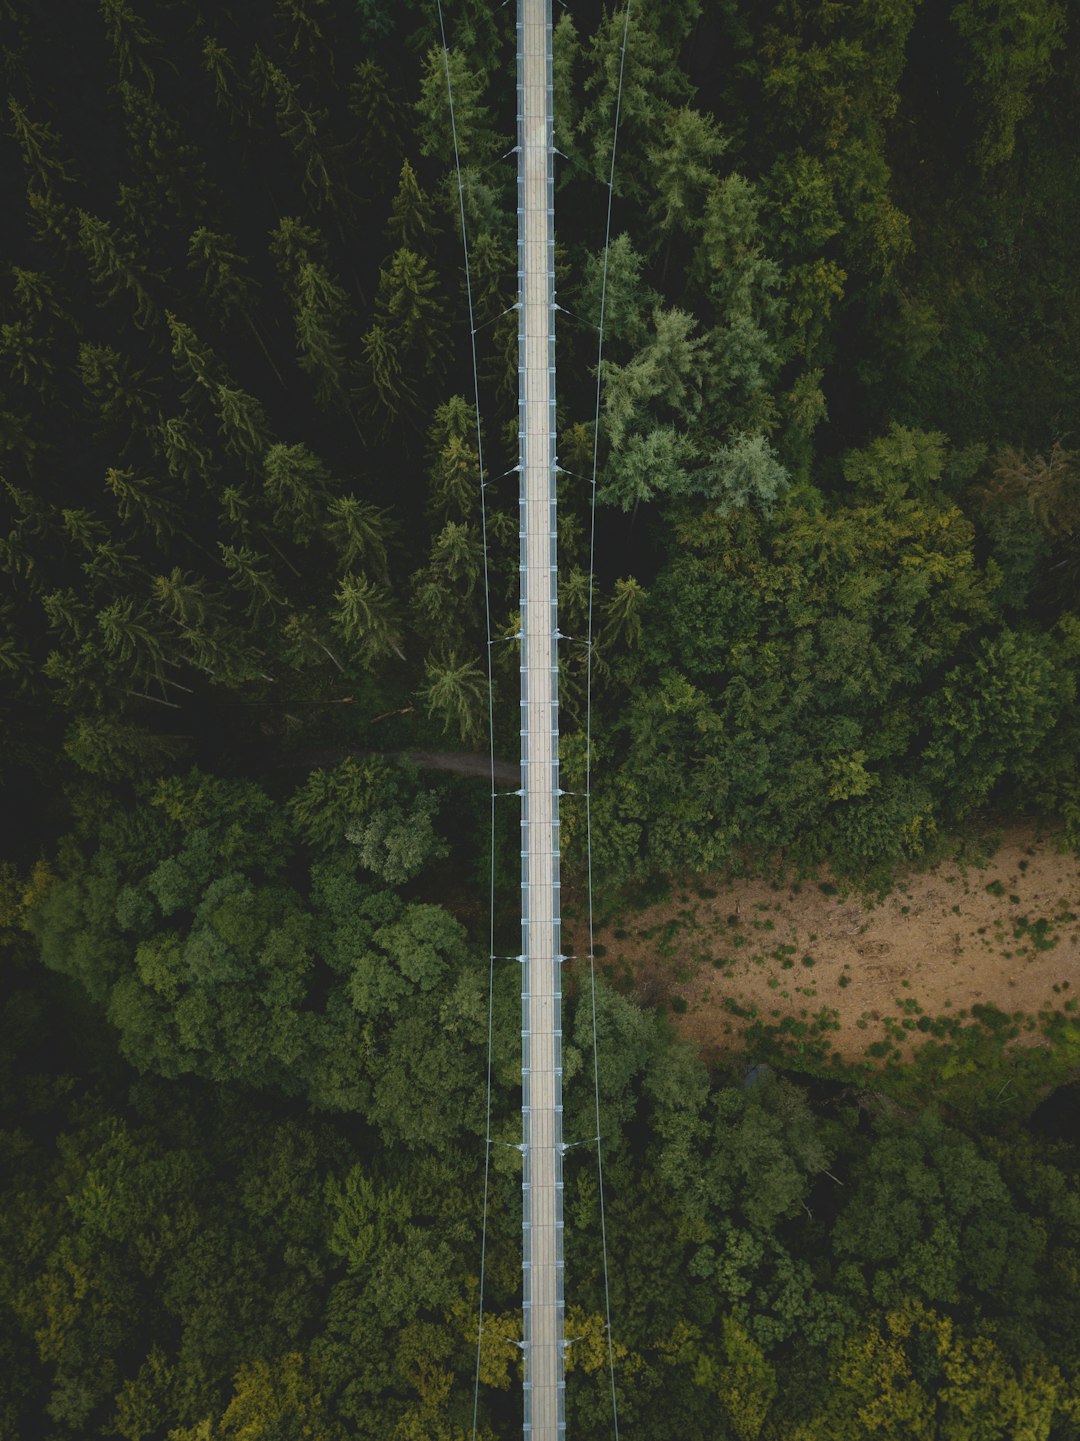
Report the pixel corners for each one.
[429,520,482,601]
[116,82,211,229]
[601,576,647,650]
[418,649,486,743]
[348,61,405,185]
[646,106,731,245]
[0,320,54,398]
[7,98,75,198]
[267,214,323,273]
[280,605,343,672]
[415,46,497,168]
[324,496,390,583]
[201,35,247,125]
[293,263,354,411]
[104,467,184,545]
[215,384,272,469]
[165,312,222,408]
[187,228,284,386]
[0,482,56,595]
[581,10,695,198]
[99,0,165,91]
[11,267,72,325]
[374,247,448,382]
[263,442,332,543]
[97,595,170,688]
[156,414,215,487]
[60,506,110,555]
[219,544,284,623]
[78,211,157,329]
[269,218,356,412]
[429,432,479,521]
[41,587,93,645]
[78,344,154,446]
[151,566,223,634]
[359,322,416,431]
[0,607,32,685]
[386,160,437,253]
[332,573,404,663]
[259,54,345,214]
[152,568,257,683]
[24,190,80,259]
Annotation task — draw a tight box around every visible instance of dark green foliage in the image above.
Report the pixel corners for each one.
[2,2,1080,1436]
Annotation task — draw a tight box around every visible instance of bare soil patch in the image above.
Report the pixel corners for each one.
[575,822,1080,1067]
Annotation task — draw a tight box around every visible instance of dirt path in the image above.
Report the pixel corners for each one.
[575,822,1080,1067]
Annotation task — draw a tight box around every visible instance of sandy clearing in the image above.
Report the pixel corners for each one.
[569,821,1080,1067]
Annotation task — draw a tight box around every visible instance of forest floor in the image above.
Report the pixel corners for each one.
[572,821,1080,1068]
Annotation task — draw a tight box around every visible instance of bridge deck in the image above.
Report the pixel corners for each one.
[517,1,563,1438]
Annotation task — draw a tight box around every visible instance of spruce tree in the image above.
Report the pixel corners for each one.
[77,211,158,329]
[332,573,404,663]
[385,160,437,253]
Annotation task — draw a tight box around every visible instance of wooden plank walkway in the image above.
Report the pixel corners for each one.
[517,1,564,1437]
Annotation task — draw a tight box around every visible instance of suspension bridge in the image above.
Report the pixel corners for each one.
[517,0,564,1435]
[439,2,629,1436]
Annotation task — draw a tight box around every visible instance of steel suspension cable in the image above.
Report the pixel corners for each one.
[433,6,499,1439]
[585,4,633,1438]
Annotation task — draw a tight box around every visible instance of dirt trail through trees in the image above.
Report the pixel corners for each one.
[584,823,1080,1065]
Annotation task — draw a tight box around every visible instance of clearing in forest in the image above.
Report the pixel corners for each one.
[577,822,1080,1067]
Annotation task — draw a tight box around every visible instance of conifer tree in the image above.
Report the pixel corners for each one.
[601,576,647,651]
[6,98,75,199]
[332,573,404,663]
[104,467,183,546]
[24,190,80,259]
[0,482,56,595]
[292,263,354,411]
[187,228,284,387]
[99,0,165,91]
[78,211,158,329]
[0,609,31,685]
[152,568,257,683]
[386,160,437,253]
[273,0,334,72]
[97,595,171,688]
[201,35,247,125]
[374,247,448,383]
[219,544,285,624]
[78,344,154,446]
[359,323,416,431]
[415,46,497,168]
[263,441,332,543]
[260,55,344,214]
[418,649,486,743]
[324,496,391,583]
[216,384,272,469]
[280,605,343,672]
[41,587,93,646]
[165,312,222,408]
[269,218,356,412]
[116,82,211,230]
[348,61,405,185]
[156,414,215,488]
[0,319,53,399]
[11,267,71,325]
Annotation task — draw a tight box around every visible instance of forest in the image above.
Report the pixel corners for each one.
[2,0,1080,1436]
